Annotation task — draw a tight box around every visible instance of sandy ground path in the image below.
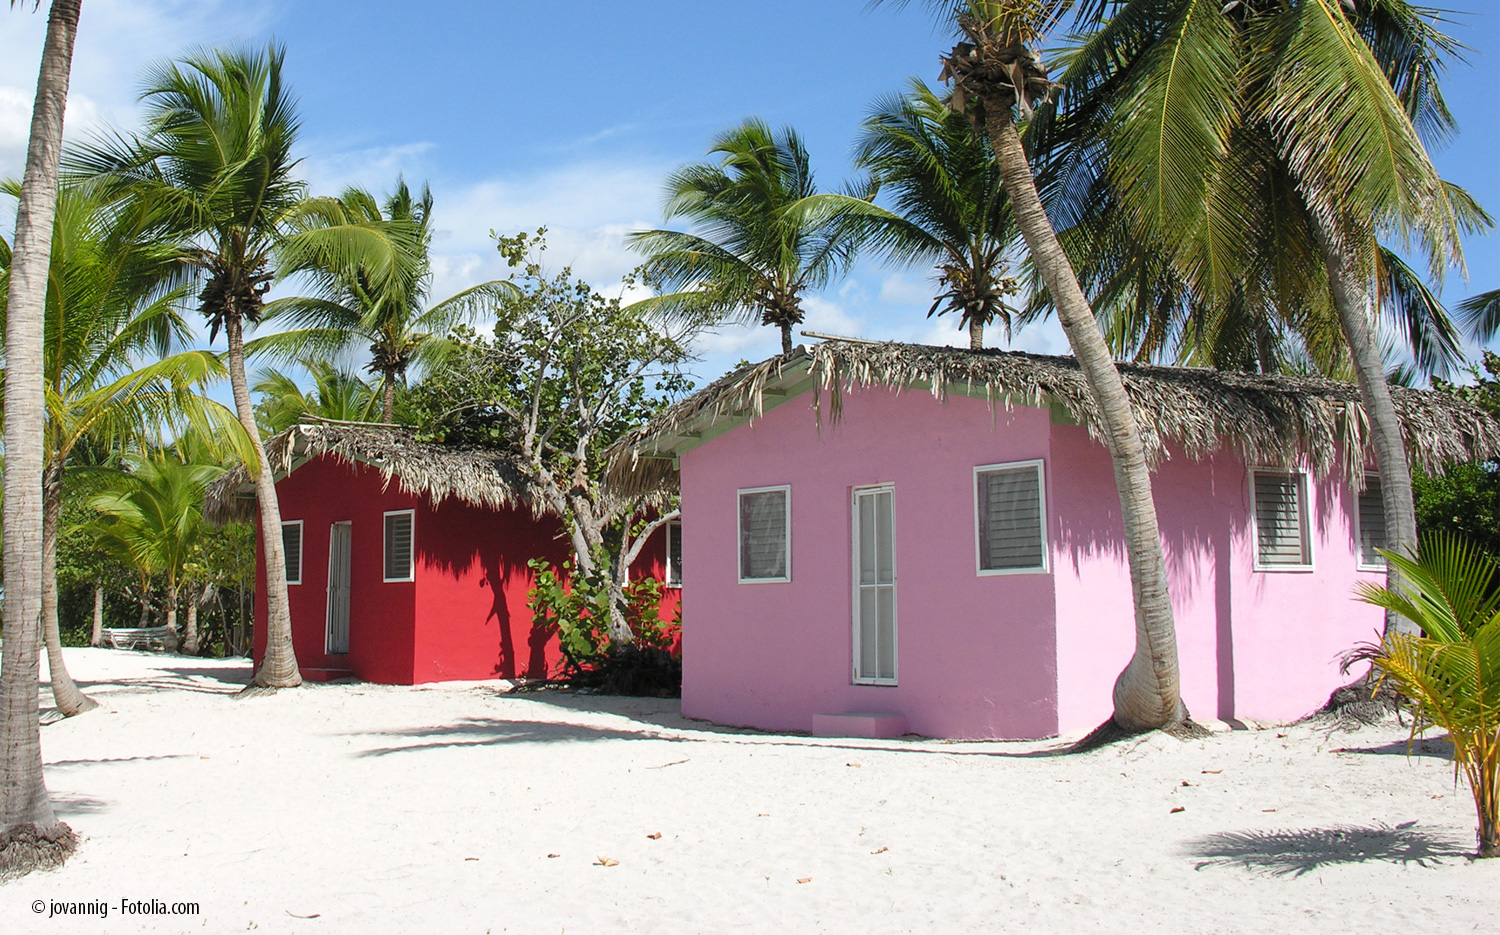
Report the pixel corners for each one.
[0,648,1495,933]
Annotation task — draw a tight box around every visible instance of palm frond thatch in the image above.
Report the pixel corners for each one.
[204,421,541,526]
[605,339,1500,496]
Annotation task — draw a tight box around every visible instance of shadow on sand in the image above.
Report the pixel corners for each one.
[1187,822,1470,876]
[1333,736,1454,759]
[349,692,1072,759]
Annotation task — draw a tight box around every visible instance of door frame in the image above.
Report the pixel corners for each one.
[851,483,897,686]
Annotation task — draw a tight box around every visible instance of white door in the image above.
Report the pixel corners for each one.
[853,486,896,683]
[326,522,351,654]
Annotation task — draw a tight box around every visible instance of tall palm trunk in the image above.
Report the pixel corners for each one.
[0,0,81,872]
[225,315,301,687]
[985,103,1184,731]
[89,583,104,647]
[183,585,204,655]
[1314,221,1418,637]
[381,373,397,424]
[40,467,96,716]
[969,317,984,350]
[163,582,178,638]
[779,323,793,355]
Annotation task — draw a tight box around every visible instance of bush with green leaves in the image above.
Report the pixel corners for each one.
[526,547,679,690]
[1355,533,1500,858]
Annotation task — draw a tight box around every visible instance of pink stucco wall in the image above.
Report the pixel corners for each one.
[680,387,1060,740]
[680,385,1386,740]
[1050,427,1385,733]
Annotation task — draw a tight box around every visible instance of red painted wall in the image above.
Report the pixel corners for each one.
[252,454,682,684]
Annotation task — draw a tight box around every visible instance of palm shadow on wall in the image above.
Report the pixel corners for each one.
[417,502,571,680]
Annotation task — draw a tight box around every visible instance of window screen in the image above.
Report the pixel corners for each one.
[1359,476,1386,567]
[738,488,789,581]
[976,464,1045,572]
[384,511,414,581]
[666,520,683,587]
[281,522,302,585]
[1254,471,1309,566]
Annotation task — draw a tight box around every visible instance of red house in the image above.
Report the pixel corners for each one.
[209,422,680,684]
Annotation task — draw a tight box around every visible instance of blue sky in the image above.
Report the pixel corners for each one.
[3,0,1498,392]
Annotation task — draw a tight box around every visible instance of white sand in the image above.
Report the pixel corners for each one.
[1,647,1495,933]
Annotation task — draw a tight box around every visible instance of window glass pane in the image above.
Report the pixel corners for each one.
[666,521,683,587]
[858,495,876,586]
[384,512,413,580]
[1255,472,1307,565]
[739,489,788,579]
[281,523,302,584]
[876,490,894,583]
[877,587,896,681]
[859,588,879,677]
[978,467,1044,571]
[1359,477,1386,567]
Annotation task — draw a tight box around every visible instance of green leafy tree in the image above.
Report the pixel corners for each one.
[70,45,413,687]
[1052,0,1489,642]
[876,0,1184,732]
[251,179,518,423]
[253,359,383,434]
[628,118,864,355]
[85,449,226,653]
[1356,534,1500,857]
[1,180,238,716]
[406,232,692,642]
[852,79,1021,349]
[0,0,82,877]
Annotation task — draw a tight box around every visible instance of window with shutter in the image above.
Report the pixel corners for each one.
[383,510,414,582]
[975,461,1047,574]
[738,486,790,582]
[1358,475,1387,569]
[666,520,683,587]
[281,521,303,585]
[1253,470,1311,569]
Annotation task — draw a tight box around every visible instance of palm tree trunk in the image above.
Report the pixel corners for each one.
[0,0,81,869]
[382,374,396,424]
[225,315,302,687]
[1314,221,1418,637]
[969,317,984,350]
[780,324,794,355]
[40,467,96,716]
[984,103,1184,732]
[183,587,201,655]
[89,583,103,647]
[163,582,178,638]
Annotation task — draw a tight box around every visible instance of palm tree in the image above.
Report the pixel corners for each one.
[251,180,518,423]
[879,0,1184,732]
[628,119,863,355]
[253,359,382,433]
[70,45,411,688]
[1056,0,1486,638]
[853,79,1021,350]
[2,179,236,716]
[1355,534,1500,857]
[86,449,225,655]
[0,0,81,876]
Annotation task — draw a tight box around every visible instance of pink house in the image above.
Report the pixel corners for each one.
[608,340,1500,740]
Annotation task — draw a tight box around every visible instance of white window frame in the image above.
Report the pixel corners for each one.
[281,520,304,585]
[1250,467,1314,572]
[1354,472,1387,572]
[665,519,683,588]
[973,459,1050,577]
[851,483,898,686]
[736,485,791,584]
[382,509,416,583]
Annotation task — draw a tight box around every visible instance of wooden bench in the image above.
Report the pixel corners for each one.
[101,626,178,653]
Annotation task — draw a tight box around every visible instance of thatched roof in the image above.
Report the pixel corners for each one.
[204,421,542,526]
[605,339,1500,496]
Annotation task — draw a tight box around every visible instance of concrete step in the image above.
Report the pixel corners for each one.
[812,712,908,739]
